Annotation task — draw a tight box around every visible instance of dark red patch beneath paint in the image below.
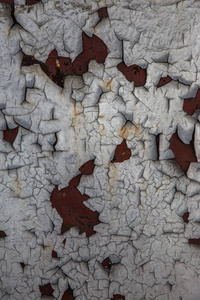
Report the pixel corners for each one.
[98,7,108,19]
[157,76,172,88]
[39,283,54,296]
[188,239,200,246]
[3,127,19,144]
[113,295,125,300]
[61,286,75,300]
[26,0,40,4]
[79,159,95,175]
[183,89,200,115]
[20,262,26,269]
[0,231,7,238]
[182,212,189,223]
[112,139,131,163]
[117,62,146,87]
[169,130,196,173]
[102,257,112,270]
[22,32,108,88]
[50,175,100,237]
[52,250,58,258]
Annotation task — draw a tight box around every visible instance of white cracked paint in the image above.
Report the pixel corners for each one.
[0,0,200,299]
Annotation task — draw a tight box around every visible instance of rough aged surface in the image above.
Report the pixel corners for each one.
[1,0,200,299]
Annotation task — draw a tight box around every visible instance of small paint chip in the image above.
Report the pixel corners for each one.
[102,257,112,270]
[157,76,172,88]
[61,286,75,300]
[0,231,7,238]
[3,127,19,144]
[182,212,189,223]
[112,139,131,163]
[79,159,95,175]
[39,283,54,296]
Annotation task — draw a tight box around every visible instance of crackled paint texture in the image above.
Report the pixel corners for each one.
[1,0,200,299]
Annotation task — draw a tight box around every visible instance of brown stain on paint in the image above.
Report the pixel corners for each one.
[103,79,114,91]
[157,76,172,88]
[112,139,131,163]
[3,127,19,144]
[117,62,147,87]
[12,177,21,195]
[39,283,54,296]
[183,89,200,115]
[44,243,52,250]
[61,286,75,300]
[169,130,197,173]
[22,32,109,88]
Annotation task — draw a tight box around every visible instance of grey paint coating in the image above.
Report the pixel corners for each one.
[0,0,200,299]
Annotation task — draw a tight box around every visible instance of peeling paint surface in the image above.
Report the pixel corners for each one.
[0,0,200,299]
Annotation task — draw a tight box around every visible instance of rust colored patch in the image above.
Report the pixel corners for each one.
[39,283,54,296]
[98,7,108,19]
[112,139,131,163]
[0,231,7,238]
[52,250,58,258]
[183,89,200,115]
[26,0,40,4]
[20,262,26,269]
[117,62,146,87]
[79,159,95,175]
[50,176,100,237]
[102,257,112,270]
[182,212,189,223]
[169,130,196,173]
[157,76,172,88]
[113,295,125,300]
[188,239,200,246]
[22,33,108,88]
[3,127,19,144]
[62,286,75,300]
